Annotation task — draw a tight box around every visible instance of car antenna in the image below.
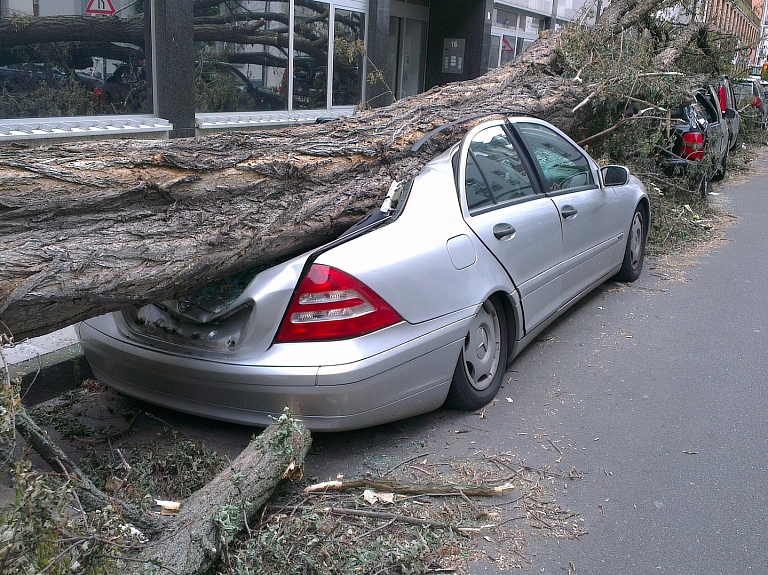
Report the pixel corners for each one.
[409,110,534,154]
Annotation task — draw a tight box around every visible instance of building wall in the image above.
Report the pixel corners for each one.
[424,0,491,88]
[706,0,760,67]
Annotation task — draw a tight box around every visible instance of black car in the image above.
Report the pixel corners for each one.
[76,63,148,113]
[196,62,285,112]
[662,84,735,196]
[0,64,67,92]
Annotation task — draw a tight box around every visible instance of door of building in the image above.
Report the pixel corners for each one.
[383,1,429,104]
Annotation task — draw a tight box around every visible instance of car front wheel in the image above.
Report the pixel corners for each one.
[614,206,646,282]
[445,296,508,410]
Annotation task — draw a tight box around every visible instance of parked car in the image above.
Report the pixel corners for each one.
[734,77,768,128]
[75,62,148,113]
[662,85,734,196]
[0,64,67,92]
[77,115,649,432]
[196,61,285,112]
[716,76,740,150]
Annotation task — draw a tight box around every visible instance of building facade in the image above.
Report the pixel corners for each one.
[704,0,761,67]
[0,0,586,141]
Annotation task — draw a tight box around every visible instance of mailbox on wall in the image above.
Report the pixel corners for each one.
[442,38,466,74]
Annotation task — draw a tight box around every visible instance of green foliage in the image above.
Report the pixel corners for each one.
[0,76,97,119]
[0,462,146,575]
[218,514,449,575]
[79,428,225,504]
[555,20,745,253]
[0,387,145,574]
[195,61,258,113]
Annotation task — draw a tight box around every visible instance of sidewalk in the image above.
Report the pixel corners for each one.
[1,326,91,405]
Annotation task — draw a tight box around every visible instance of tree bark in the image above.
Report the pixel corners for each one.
[0,28,588,340]
[0,0,714,340]
[128,414,311,575]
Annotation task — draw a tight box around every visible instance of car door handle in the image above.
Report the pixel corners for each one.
[560,205,578,219]
[493,223,516,240]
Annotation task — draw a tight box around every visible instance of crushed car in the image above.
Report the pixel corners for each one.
[77,115,649,431]
[662,84,735,196]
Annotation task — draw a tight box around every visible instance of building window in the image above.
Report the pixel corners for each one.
[0,0,149,120]
[488,34,501,69]
[194,0,365,115]
[194,1,290,114]
[333,9,366,106]
[293,2,330,109]
[494,8,518,29]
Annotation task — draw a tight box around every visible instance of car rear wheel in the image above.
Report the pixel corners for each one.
[699,173,710,197]
[614,206,646,282]
[712,153,727,181]
[445,296,508,410]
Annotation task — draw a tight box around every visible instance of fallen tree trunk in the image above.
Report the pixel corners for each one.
[0,30,582,340]
[127,413,311,575]
[0,0,718,340]
[12,402,312,574]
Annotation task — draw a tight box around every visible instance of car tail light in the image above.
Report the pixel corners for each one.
[718,85,727,113]
[680,132,704,161]
[275,264,403,342]
[92,87,106,105]
[754,96,762,108]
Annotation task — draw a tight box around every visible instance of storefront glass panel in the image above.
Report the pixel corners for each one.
[489,35,501,69]
[332,9,365,106]
[0,0,148,119]
[500,34,516,66]
[293,1,330,110]
[195,1,289,113]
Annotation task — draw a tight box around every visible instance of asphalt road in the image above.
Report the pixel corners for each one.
[301,153,768,573]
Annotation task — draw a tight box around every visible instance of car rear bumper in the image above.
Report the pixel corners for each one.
[77,314,465,432]
[660,157,693,176]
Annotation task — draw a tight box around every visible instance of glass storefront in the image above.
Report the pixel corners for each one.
[195,1,290,113]
[0,0,148,120]
[293,1,330,110]
[195,0,365,114]
[333,8,365,106]
[381,1,428,106]
[1,0,366,132]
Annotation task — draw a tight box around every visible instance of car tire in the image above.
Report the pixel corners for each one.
[445,296,508,411]
[614,206,646,282]
[699,173,710,198]
[712,154,726,181]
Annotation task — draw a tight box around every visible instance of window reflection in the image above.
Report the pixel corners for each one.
[1,0,367,126]
[195,1,289,113]
[293,1,330,110]
[466,125,534,213]
[333,9,365,106]
[0,1,148,119]
[516,123,594,192]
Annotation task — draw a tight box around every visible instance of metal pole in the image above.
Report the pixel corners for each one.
[550,0,558,29]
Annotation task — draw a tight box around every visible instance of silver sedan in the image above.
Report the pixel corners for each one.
[77,116,649,431]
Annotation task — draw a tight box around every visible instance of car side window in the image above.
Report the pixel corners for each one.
[695,92,719,123]
[515,122,594,192]
[464,125,534,213]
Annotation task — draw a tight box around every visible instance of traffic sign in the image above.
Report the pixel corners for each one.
[85,0,116,15]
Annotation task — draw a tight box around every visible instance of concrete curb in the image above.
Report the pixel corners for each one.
[1,326,91,406]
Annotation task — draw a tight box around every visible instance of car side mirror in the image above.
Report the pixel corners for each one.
[601,165,629,187]
[724,108,736,119]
